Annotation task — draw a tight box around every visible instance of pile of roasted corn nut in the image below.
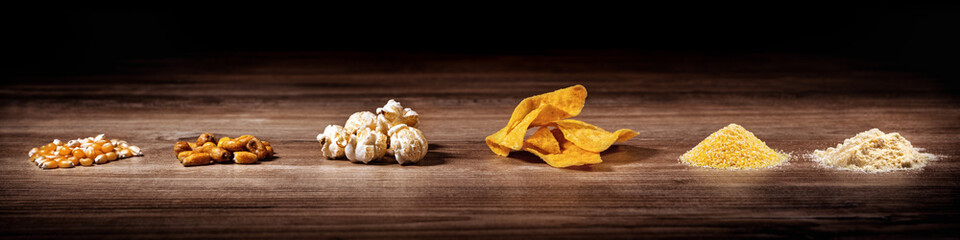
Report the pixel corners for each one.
[175,133,275,166]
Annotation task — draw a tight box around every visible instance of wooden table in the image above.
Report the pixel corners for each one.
[2,51,958,239]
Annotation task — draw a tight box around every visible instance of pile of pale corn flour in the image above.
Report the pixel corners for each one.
[812,128,935,173]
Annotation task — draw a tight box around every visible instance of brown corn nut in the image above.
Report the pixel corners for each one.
[196,133,216,147]
[234,135,254,146]
[220,140,243,152]
[182,153,212,166]
[208,147,233,163]
[217,137,232,148]
[245,138,264,152]
[233,151,258,164]
[265,145,275,158]
[177,151,194,161]
[253,148,268,160]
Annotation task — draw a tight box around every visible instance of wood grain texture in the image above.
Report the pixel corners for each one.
[2,51,958,239]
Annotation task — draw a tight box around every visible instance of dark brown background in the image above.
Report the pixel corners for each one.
[2,7,958,239]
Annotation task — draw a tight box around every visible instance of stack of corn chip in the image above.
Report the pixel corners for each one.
[486,85,638,168]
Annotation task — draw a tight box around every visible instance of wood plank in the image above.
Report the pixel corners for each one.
[2,51,958,239]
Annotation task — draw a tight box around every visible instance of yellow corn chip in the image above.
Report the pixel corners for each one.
[485,85,587,156]
[522,127,561,154]
[486,106,544,156]
[552,119,638,152]
[487,85,637,168]
[522,129,602,168]
[526,142,603,168]
[523,127,603,168]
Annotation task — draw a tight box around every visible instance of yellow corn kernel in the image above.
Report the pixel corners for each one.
[129,146,142,156]
[28,147,39,157]
[79,158,94,166]
[118,148,133,158]
[41,160,58,169]
[233,151,258,164]
[67,156,79,165]
[33,156,46,166]
[182,153,212,166]
[58,160,74,168]
[83,147,97,159]
[57,146,71,156]
[104,152,118,161]
[72,149,86,159]
[94,154,109,164]
[101,142,114,153]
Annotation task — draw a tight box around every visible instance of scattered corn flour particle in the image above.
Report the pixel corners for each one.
[811,128,935,173]
[680,123,789,170]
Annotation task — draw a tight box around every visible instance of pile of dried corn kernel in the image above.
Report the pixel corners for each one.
[680,124,788,170]
[28,134,143,169]
[174,133,275,166]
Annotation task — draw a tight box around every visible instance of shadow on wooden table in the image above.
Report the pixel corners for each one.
[418,144,449,166]
[506,145,658,172]
[362,143,448,166]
